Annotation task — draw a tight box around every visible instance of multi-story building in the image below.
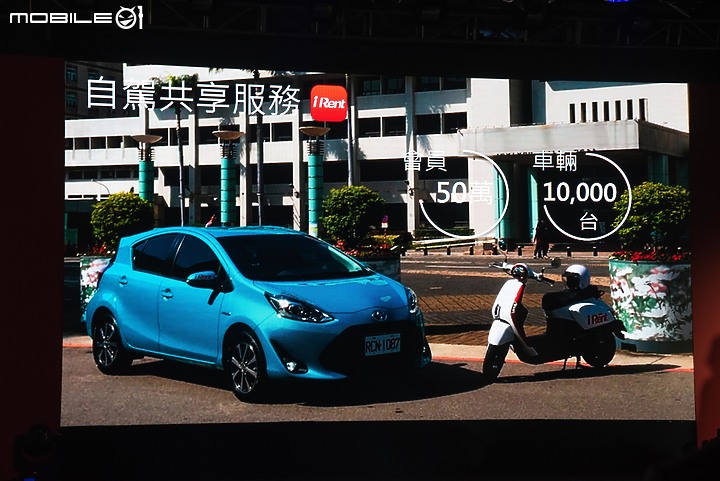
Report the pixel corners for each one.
[64,61,130,120]
[64,64,689,251]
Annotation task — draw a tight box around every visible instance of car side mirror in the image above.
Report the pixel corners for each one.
[186,271,221,289]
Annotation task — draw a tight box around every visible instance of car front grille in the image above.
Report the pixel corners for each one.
[320,321,424,375]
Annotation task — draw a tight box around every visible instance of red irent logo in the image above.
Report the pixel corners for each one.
[310,85,348,122]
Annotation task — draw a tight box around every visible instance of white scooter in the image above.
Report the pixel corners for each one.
[482,255,626,383]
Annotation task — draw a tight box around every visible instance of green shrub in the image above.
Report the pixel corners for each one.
[321,185,385,248]
[91,192,154,252]
[611,181,690,254]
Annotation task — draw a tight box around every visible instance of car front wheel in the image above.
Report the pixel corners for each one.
[92,314,132,375]
[226,331,266,401]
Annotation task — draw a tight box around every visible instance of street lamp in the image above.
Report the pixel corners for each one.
[212,129,245,226]
[91,179,110,200]
[299,126,330,237]
[131,134,163,202]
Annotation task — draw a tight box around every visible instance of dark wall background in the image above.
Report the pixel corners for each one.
[1,5,719,477]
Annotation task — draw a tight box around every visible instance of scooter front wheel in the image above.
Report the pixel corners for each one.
[483,344,510,383]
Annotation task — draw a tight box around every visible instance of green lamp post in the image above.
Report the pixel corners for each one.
[300,126,330,237]
[131,134,163,202]
[213,129,244,226]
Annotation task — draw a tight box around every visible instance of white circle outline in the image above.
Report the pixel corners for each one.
[418,150,510,240]
[542,152,632,241]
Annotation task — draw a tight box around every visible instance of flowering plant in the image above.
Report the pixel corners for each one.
[78,242,113,257]
[79,256,113,317]
[609,249,690,263]
[335,238,396,260]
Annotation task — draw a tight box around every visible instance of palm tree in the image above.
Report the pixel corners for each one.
[153,73,199,226]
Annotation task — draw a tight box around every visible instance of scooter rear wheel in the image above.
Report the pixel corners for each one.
[483,344,510,383]
[582,331,616,368]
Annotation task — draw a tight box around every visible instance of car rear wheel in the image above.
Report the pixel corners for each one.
[92,314,132,375]
[227,331,266,401]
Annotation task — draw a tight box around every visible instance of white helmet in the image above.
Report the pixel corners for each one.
[562,264,590,290]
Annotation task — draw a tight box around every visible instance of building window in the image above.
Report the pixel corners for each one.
[252,163,292,184]
[271,122,293,141]
[323,161,349,183]
[360,77,381,96]
[383,76,405,94]
[326,120,348,139]
[87,69,101,81]
[416,114,441,134]
[591,102,599,122]
[417,76,441,92]
[603,101,610,121]
[116,169,131,179]
[65,66,78,82]
[248,123,270,143]
[197,126,218,144]
[441,77,466,90]
[615,100,622,120]
[419,156,467,180]
[639,98,648,121]
[442,112,467,133]
[382,116,405,136]
[360,159,406,181]
[65,92,78,108]
[67,171,83,180]
[175,127,191,146]
[569,103,576,123]
[148,130,166,146]
[626,99,634,119]
[358,117,381,137]
[580,103,587,123]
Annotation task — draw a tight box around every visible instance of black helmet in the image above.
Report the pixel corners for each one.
[510,263,529,281]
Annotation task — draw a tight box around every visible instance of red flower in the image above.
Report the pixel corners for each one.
[610,249,690,263]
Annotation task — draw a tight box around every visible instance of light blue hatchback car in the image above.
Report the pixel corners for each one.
[83,226,431,401]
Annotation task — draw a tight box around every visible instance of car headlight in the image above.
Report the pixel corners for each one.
[406,287,419,315]
[266,293,335,323]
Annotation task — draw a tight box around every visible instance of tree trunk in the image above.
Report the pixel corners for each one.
[176,106,185,226]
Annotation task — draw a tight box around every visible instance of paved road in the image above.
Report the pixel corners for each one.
[59,252,697,481]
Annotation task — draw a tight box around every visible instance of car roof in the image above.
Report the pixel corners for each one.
[122,225,308,243]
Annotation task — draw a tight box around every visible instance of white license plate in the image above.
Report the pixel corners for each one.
[364,333,401,357]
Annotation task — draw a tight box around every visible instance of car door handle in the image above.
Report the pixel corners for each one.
[118,276,128,285]
[161,289,173,299]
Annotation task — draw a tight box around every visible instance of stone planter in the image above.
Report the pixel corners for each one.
[79,255,113,318]
[358,255,402,281]
[608,258,692,353]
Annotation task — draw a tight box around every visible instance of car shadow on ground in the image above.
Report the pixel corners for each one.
[107,354,681,406]
[123,358,487,406]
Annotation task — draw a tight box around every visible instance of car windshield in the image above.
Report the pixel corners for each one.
[217,234,371,281]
